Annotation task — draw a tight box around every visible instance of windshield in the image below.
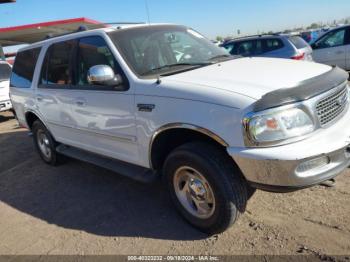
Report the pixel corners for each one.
[108,25,229,77]
[0,63,11,81]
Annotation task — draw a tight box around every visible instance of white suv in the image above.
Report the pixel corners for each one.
[0,61,12,112]
[10,24,350,234]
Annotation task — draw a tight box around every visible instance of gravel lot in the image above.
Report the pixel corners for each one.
[0,111,349,258]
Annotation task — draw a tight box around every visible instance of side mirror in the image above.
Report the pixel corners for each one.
[87,65,123,86]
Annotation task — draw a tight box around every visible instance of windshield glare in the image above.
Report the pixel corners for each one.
[108,25,229,76]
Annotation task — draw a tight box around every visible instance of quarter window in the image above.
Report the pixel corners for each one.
[10,48,41,88]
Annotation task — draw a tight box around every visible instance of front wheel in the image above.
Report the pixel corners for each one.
[163,142,248,234]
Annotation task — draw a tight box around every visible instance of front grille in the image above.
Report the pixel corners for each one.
[316,85,348,126]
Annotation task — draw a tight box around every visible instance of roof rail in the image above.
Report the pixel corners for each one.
[231,33,281,41]
[43,22,146,40]
[44,24,97,40]
[104,22,146,29]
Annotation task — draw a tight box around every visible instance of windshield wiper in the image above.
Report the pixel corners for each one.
[141,62,212,76]
[208,54,232,62]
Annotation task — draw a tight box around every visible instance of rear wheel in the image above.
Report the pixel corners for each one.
[163,142,248,234]
[32,120,64,165]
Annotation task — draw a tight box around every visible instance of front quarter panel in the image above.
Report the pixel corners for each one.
[134,79,255,168]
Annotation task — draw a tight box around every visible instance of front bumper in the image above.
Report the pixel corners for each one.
[227,100,350,192]
[0,100,12,112]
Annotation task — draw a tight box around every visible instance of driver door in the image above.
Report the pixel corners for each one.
[68,35,139,165]
[312,28,348,69]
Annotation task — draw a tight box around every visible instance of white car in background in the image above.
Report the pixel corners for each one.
[312,25,350,71]
[0,61,12,112]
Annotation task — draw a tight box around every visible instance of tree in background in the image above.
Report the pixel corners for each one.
[216,36,223,42]
[307,23,320,30]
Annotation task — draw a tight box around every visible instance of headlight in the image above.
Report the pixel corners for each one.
[244,107,315,145]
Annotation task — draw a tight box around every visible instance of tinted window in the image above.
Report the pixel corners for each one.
[255,40,264,55]
[223,43,235,54]
[41,40,75,85]
[76,36,118,86]
[10,48,41,88]
[235,41,255,56]
[263,38,284,52]
[0,63,11,81]
[288,36,309,49]
[316,29,346,48]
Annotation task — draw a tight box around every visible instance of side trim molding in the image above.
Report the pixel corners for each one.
[149,123,229,169]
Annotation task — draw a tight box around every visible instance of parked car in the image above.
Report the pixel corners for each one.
[221,34,313,61]
[312,25,350,71]
[0,61,12,112]
[10,24,350,234]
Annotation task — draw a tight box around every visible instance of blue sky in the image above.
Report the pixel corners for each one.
[1,0,350,40]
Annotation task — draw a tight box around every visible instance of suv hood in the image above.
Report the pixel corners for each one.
[164,57,331,100]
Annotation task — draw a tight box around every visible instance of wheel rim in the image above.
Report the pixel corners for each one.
[37,130,52,160]
[173,166,216,219]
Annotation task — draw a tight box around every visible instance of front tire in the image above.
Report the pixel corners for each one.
[32,120,62,166]
[163,142,248,234]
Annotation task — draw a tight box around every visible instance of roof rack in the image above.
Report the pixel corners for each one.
[231,33,281,41]
[104,22,146,29]
[44,22,146,40]
[44,24,92,40]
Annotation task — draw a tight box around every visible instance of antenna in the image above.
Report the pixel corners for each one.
[145,0,151,24]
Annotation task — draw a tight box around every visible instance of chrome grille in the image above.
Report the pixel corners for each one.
[316,85,348,126]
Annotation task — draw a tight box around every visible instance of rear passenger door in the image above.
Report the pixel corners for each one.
[35,40,77,142]
[261,38,286,58]
[68,35,138,165]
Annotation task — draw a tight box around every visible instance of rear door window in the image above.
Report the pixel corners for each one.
[10,48,41,88]
[40,40,76,87]
[0,63,11,81]
[263,38,284,52]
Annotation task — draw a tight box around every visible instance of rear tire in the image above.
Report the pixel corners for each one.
[163,142,248,234]
[32,120,64,166]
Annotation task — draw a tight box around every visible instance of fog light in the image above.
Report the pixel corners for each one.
[296,156,330,174]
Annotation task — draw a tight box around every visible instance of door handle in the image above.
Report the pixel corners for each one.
[36,95,44,102]
[75,99,87,107]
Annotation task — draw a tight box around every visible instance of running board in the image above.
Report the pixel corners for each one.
[56,145,157,183]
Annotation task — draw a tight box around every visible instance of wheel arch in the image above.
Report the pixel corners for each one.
[25,110,50,132]
[149,123,229,171]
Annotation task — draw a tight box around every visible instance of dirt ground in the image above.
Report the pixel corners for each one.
[0,111,349,258]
